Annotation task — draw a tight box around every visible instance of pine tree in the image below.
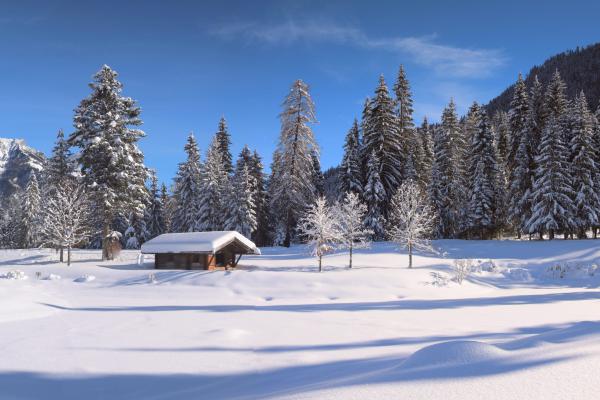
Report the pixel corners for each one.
[362,151,386,239]
[362,75,402,216]
[249,150,271,246]
[339,119,363,197]
[393,65,422,183]
[225,165,257,238]
[418,117,434,183]
[198,135,230,231]
[492,111,510,169]
[171,133,203,232]
[506,74,533,236]
[145,172,165,239]
[526,115,575,239]
[159,183,172,233]
[466,106,499,239]
[269,79,319,246]
[21,172,41,248]
[529,75,545,152]
[45,129,77,191]
[428,125,453,238]
[442,99,467,235]
[569,92,599,237]
[311,150,324,196]
[69,65,148,260]
[215,116,233,174]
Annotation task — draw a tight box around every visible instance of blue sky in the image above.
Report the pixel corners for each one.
[1,0,599,185]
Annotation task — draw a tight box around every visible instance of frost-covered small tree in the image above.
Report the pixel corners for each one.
[41,184,94,266]
[69,65,148,260]
[297,197,340,272]
[270,79,319,246]
[171,133,203,232]
[388,181,435,268]
[335,192,372,269]
[224,165,257,238]
[362,150,386,240]
[22,172,41,248]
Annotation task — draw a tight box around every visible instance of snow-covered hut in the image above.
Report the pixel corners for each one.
[141,231,261,270]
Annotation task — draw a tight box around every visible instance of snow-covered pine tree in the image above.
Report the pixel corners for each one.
[442,99,467,235]
[362,76,402,217]
[171,133,203,232]
[21,172,41,248]
[124,210,149,249]
[0,193,24,248]
[418,117,434,183]
[492,111,510,170]
[529,75,545,152]
[428,124,453,238]
[339,119,363,198]
[526,115,575,239]
[297,196,340,272]
[45,129,77,191]
[41,184,93,266]
[69,65,149,260]
[569,91,599,238]
[145,171,165,239]
[362,150,386,240]
[198,135,230,231]
[592,105,600,238]
[335,192,371,269]
[506,74,533,237]
[215,116,234,175]
[388,181,435,268]
[311,150,324,197]
[159,183,172,233]
[393,65,424,187]
[269,79,319,247]
[466,105,499,239]
[249,150,271,246]
[224,165,257,238]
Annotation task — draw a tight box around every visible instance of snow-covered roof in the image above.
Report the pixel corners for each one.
[141,231,261,255]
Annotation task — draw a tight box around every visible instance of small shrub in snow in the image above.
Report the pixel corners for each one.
[545,263,599,280]
[74,275,96,283]
[2,270,28,280]
[148,273,157,284]
[429,272,449,287]
[452,259,473,284]
[503,268,532,282]
[35,271,42,280]
[44,273,62,281]
[478,260,498,273]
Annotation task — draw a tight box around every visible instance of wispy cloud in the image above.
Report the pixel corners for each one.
[209,20,506,78]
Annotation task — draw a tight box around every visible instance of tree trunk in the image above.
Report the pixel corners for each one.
[67,246,71,266]
[59,247,64,263]
[549,229,554,240]
[593,227,598,239]
[539,231,543,240]
[318,255,322,272]
[349,243,353,269]
[408,243,413,269]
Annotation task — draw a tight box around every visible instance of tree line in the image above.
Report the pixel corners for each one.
[1,63,599,260]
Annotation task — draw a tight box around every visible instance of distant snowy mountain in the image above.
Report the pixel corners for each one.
[0,138,45,199]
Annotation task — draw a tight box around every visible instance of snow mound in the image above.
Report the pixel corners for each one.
[74,274,96,283]
[44,273,62,281]
[401,340,507,369]
[1,270,28,280]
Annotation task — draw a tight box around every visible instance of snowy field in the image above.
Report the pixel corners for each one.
[1,240,600,399]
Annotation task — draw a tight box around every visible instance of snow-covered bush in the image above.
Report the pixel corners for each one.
[452,259,473,284]
[503,268,532,282]
[429,272,449,287]
[148,273,157,284]
[74,274,96,283]
[545,263,599,279]
[2,270,28,280]
[44,273,62,281]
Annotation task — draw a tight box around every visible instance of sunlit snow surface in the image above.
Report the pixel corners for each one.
[1,240,600,399]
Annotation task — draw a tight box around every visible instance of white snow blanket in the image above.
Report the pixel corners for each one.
[1,240,600,399]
